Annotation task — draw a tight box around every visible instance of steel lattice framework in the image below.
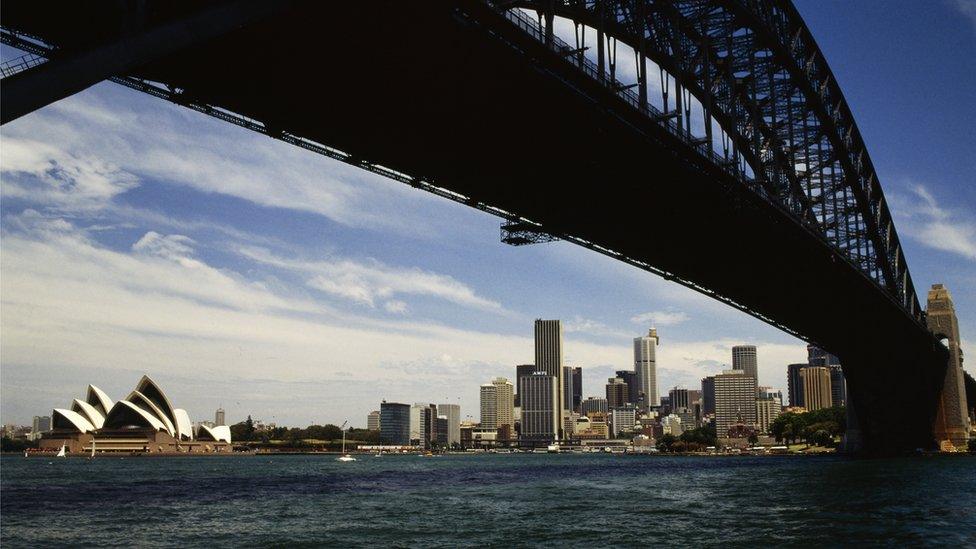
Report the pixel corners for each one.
[503,0,920,321]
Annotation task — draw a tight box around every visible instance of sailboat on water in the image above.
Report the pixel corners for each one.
[336,420,356,462]
[55,444,67,458]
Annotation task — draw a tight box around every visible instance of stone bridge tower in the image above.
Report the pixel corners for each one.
[926,284,970,450]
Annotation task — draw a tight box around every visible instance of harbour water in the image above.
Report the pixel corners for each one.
[2,453,974,546]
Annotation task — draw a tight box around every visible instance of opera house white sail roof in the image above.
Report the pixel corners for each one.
[49,375,230,443]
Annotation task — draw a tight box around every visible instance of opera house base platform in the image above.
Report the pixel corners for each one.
[39,430,231,455]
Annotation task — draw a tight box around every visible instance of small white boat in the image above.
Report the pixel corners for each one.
[56,444,67,458]
[335,420,357,462]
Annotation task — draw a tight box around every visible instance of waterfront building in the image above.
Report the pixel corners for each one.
[714,370,757,438]
[480,377,514,434]
[581,397,608,417]
[732,345,759,385]
[367,410,381,431]
[571,366,583,412]
[701,376,716,416]
[535,319,565,438]
[615,370,639,405]
[519,372,559,443]
[563,366,575,417]
[215,407,225,426]
[435,416,448,446]
[514,364,536,407]
[756,397,782,434]
[410,403,430,444]
[634,328,660,409]
[606,377,630,409]
[610,406,636,438]
[40,376,230,454]
[380,401,411,446]
[436,403,460,447]
[787,363,807,408]
[800,367,833,411]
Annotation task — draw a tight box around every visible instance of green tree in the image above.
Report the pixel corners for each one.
[748,433,759,445]
[657,433,677,452]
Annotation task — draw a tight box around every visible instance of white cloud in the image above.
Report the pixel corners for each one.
[891,184,976,261]
[238,246,505,313]
[0,136,138,211]
[630,309,690,326]
[384,300,408,314]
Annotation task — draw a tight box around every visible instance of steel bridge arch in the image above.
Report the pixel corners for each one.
[507,0,920,321]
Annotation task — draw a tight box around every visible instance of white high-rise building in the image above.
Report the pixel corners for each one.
[535,319,565,439]
[366,410,381,431]
[480,378,514,433]
[436,403,461,447]
[634,328,660,409]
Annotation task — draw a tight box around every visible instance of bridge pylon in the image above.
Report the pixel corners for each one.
[926,284,971,451]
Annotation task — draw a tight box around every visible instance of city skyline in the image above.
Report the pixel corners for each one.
[1,0,975,429]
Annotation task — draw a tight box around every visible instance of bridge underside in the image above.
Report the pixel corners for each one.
[1,2,950,453]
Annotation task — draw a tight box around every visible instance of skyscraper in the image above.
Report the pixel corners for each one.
[828,365,847,407]
[800,367,833,411]
[701,376,716,415]
[480,377,514,433]
[787,363,807,408]
[215,407,225,426]
[366,410,381,431]
[514,364,536,407]
[32,415,51,436]
[615,370,639,405]
[807,345,841,367]
[732,345,759,385]
[634,328,660,409]
[535,319,565,438]
[519,372,559,443]
[714,370,757,438]
[610,406,636,437]
[563,366,575,417]
[380,401,411,445]
[436,403,461,447]
[668,387,701,410]
[756,397,782,434]
[606,377,629,409]
[571,367,583,413]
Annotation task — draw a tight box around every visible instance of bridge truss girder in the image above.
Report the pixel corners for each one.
[509,0,920,321]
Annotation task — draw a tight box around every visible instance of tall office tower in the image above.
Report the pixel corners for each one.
[926,284,971,449]
[827,365,847,407]
[380,401,411,445]
[535,319,565,438]
[481,378,514,433]
[634,328,660,409]
[366,410,381,431]
[732,345,759,385]
[615,370,639,405]
[435,417,448,445]
[410,402,431,444]
[714,370,758,438]
[800,367,833,411]
[610,406,636,437]
[807,345,841,367]
[563,366,575,416]
[420,404,438,449]
[756,397,782,434]
[701,376,716,415]
[436,403,461,447]
[519,372,559,443]
[571,367,583,412]
[787,363,807,407]
[514,364,537,407]
[606,377,630,409]
[581,397,608,417]
[215,407,225,426]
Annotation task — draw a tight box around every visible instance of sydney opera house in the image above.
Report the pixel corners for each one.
[39,375,232,454]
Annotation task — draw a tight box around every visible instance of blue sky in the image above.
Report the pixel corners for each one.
[1,1,974,428]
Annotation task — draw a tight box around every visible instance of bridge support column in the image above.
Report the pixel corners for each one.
[926,284,971,451]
